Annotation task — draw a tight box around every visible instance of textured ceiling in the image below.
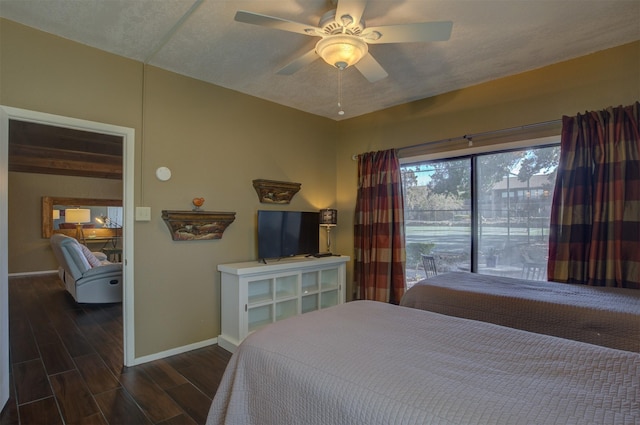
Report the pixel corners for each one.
[1,0,638,121]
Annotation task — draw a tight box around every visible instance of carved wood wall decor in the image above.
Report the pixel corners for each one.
[161,210,236,241]
[252,179,301,204]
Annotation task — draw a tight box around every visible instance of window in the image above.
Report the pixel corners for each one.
[402,158,471,284]
[401,144,559,287]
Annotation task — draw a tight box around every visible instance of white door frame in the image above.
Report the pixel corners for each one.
[0,106,136,409]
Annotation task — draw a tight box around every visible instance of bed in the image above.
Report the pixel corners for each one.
[400,272,640,352]
[207,301,639,425]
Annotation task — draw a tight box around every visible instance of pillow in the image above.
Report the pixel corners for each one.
[69,244,92,271]
[93,251,108,261]
[79,244,102,268]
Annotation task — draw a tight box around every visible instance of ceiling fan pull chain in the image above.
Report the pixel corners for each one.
[338,69,345,116]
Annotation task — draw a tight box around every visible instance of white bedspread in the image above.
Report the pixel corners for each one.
[207,301,639,425]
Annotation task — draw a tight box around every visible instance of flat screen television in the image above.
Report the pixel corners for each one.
[257,210,319,261]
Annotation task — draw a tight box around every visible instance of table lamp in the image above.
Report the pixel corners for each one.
[96,215,121,238]
[319,208,337,254]
[95,215,120,228]
[65,208,91,242]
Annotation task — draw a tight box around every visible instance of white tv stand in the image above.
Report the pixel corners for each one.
[217,255,349,353]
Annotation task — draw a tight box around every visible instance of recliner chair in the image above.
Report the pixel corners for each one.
[50,233,122,303]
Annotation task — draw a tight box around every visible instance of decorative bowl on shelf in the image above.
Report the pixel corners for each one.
[192,197,205,211]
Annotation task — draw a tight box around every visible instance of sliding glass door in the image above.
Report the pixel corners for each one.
[476,146,558,279]
[402,157,471,287]
[401,144,559,286]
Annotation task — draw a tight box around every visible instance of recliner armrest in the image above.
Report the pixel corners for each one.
[81,263,122,279]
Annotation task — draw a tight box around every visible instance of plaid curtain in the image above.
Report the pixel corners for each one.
[548,102,640,289]
[354,149,406,303]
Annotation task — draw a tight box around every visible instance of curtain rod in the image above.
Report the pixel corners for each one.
[397,118,562,153]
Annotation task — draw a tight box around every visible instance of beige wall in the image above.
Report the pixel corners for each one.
[132,66,337,354]
[7,172,122,273]
[2,17,638,358]
[334,41,640,298]
[1,19,337,358]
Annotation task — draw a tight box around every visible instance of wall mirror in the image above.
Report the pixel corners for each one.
[42,196,122,239]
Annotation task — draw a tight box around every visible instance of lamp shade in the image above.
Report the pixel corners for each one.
[316,35,368,70]
[319,208,338,226]
[96,215,120,228]
[52,210,60,220]
[65,208,91,224]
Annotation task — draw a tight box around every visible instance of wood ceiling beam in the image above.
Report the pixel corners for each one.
[8,119,123,180]
[9,145,122,179]
[10,120,123,154]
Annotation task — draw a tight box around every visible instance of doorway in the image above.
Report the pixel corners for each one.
[0,106,135,408]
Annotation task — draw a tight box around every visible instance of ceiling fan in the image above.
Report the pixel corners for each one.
[235,0,453,83]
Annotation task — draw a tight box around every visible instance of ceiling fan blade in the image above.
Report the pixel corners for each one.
[235,10,322,36]
[354,53,388,83]
[335,0,368,27]
[363,21,453,44]
[277,49,319,75]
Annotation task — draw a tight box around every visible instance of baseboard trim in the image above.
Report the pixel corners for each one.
[217,335,239,354]
[132,337,218,365]
[8,270,58,277]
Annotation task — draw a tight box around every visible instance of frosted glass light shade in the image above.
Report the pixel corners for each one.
[316,35,367,70]
[65,208,91,224]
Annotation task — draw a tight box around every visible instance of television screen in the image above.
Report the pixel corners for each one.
[258,210,319,260]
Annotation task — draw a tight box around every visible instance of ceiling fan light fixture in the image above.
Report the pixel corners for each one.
[316,35,368,70]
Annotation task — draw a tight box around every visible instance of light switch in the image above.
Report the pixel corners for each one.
[135,206,151,221]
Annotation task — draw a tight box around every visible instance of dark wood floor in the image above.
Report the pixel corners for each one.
[1,273,232,425]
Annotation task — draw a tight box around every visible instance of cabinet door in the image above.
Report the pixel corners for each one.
[247,278,273,333]
[320,290,339,309]
[320,268,339,290]
[248,304,272,332]
[319,268,340,309]
[275,275,298,300]
[276,299,298,321]
[301,271,319,294]
[248,278,273,305]
[301,294,319,313]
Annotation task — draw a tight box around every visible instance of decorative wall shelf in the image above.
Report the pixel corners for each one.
[252,179,301,204]
[161,210,236,241]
